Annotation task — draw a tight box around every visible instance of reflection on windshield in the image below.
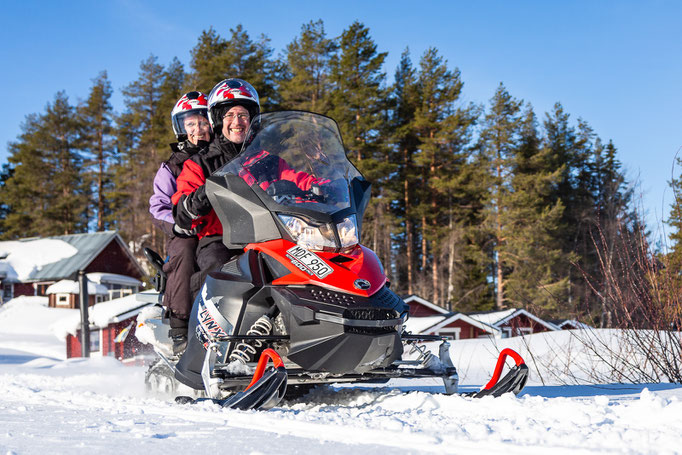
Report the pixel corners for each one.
[215,112,361,214]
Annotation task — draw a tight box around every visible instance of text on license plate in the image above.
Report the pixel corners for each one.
[286,246,333,279]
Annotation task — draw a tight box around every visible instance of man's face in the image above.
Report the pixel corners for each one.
[183,114,211,145]
[221,105,251,143]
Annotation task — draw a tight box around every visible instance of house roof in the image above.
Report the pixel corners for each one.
[45,280,108,295]
[52,293,154,338]
[548,319,591,330]
[468,309,517,326]
[0,231,143,283]
[426,312,501,336]
[402,295,450,314]
[470,308,560,332]
[404,315,448,334]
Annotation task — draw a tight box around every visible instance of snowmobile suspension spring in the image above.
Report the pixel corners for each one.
[408,340,435,365]
[228,315,273,364]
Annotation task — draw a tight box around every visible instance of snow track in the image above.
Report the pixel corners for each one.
[1,356,681,454]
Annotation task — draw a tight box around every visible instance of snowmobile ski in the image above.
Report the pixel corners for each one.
[175,348,287,410]
[466,348,529,398]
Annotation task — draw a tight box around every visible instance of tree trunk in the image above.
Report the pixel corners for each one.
[404,148,413,295]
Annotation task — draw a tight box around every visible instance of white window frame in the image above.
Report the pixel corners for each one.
[55,293,71,308]
[89,329,102,356]
[435,327,461,340]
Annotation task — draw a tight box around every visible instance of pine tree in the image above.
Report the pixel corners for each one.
[388,49,420,294]
[478,84,524,310]
[111,55,167,253]
[42,92,89,235]
[188,27,227,94]
[0,163,11,237]
[328,21,391,268]
[158,57,187,146]
[0,114,45,239]
[0,93,88,238]
[502,106,567,315]
[188,25,279,109]
[222,25,279,109]
[667,154,682,271]
[279,20,337,113]
[410,47,479,307]
[80,71,115,231]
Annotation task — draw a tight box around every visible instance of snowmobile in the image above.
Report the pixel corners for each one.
[137,111,529,410]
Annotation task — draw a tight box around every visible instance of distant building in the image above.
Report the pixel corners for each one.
[403,295,560,339]
[55,293,157,363]
[547,319,591,330]
[403,295,450,317]
[0,231,144,306]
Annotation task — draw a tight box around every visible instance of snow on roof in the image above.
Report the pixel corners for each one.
[0,239,78,282]
[45,280,108,295]
[404,315,448,334]
[468,309,517,327]
[52,293,153,339]
[403,295,450,314]
[86,272,142,287]
[0,296,78,336]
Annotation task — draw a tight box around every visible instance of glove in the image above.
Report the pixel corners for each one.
[173,185,211,229]
[186,185,211,216]
[172,223,200,238]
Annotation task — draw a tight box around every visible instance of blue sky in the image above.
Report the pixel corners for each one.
[1,1,680,234]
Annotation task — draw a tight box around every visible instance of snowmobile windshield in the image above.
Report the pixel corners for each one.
[215,111,362,216]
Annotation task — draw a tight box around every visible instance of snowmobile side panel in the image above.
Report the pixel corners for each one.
[206,174,283,249]
[174,269,258,389]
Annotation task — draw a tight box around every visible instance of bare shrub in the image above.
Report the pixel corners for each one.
[574,219,682,383]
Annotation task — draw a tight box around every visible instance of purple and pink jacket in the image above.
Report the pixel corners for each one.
[149,141,207,234]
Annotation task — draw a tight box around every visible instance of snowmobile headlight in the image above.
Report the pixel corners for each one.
[278,215,337,251]
[336,215,359,250]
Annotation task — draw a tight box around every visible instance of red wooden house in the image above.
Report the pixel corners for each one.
[59,294,156,364]
[403,295,559,340]
[403,295,450,317]
[0,231,144,306]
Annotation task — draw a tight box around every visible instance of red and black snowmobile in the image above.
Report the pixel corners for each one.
[139,111,528,410]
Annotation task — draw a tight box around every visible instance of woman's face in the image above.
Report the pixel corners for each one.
[183,114,211,145]
[221,105,251,144]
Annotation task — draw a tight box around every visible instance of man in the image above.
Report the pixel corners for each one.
[172,78,261,285]
[149,91,211,354]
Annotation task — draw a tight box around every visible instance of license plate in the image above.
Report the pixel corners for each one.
[286,245,333,279]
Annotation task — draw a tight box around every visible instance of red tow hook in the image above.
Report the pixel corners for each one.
[482,348,526,391]
[245,348,285,391]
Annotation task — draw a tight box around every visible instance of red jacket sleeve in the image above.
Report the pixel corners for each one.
[172,160,206,205]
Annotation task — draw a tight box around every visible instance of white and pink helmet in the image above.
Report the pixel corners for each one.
[207,78,260,132]
[171,91,209,140]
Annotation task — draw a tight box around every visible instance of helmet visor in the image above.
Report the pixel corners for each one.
[174,110,210,139]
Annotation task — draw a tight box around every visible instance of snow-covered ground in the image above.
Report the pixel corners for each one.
[1,299,681,454]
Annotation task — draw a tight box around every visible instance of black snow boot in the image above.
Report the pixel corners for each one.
[169,317,189,356]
